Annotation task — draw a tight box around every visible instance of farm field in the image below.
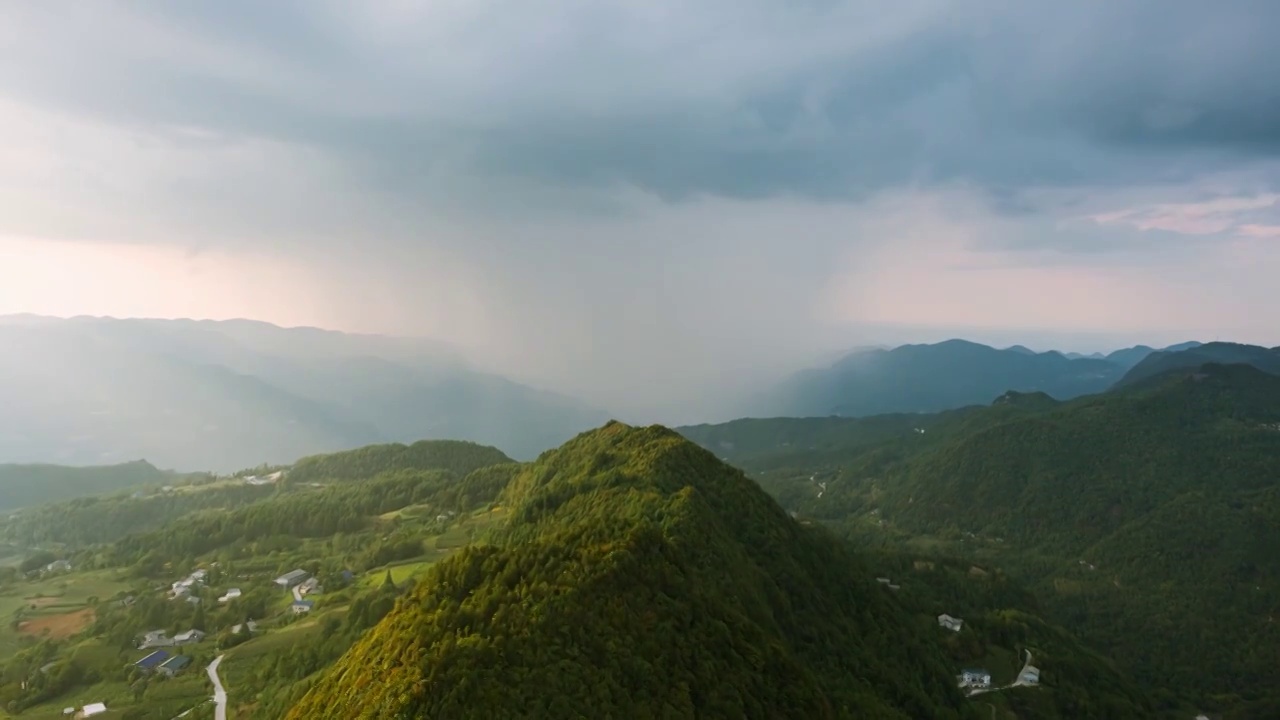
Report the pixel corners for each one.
[0,570,134,656]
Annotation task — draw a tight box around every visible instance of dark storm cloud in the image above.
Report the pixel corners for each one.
[2,0,1277,212]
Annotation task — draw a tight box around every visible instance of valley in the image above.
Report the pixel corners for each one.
[1,342,1278,718]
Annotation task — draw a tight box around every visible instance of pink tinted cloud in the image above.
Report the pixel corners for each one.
[1237,224,1280,239]
[1088,193,1280,235]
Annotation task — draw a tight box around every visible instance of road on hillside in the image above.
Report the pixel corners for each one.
[207,655,228,720]
[1013,648,1035,687]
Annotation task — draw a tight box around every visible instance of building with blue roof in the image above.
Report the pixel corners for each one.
[134,650,170,674]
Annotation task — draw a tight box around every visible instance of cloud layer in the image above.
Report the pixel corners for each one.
[1,1,1278,421]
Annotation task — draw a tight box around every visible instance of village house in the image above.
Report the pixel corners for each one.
[937,614,964,632]
[958,669,992,689]
[173,628,205,645]
[218,588,242,603]
[80,702,107,718]
[275,569,310,590]
[171,569,208,599]
[157,655,192,678]
[298,577,322,596]
[138,630,174,649]
[134,650,170,675]
[44,559,72,574]
[231,620,259,635]
[291,599,315,615]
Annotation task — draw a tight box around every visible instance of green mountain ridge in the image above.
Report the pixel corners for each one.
[0,426,1163,719]
[287,422,980,719]
[1115,342,1280,389]
[678,362,1280,717]
[0,460,170,513]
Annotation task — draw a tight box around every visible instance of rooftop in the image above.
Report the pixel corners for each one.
[135,650,170,669]
[160,655,192,671]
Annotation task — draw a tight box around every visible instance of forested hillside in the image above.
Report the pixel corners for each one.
[0,436,523,718]
[286,439,513,484]
[288,422,980,719]
[0,424,1177,719]
[0,460,171,512]
[679,362,1280,718]
[1114,341,1280,388]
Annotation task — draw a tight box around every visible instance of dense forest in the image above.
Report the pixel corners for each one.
[679,362,1280,718]
[289,422,982,719]
[285,439,513,484]
[0,460,174,512]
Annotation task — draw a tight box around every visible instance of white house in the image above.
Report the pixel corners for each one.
[959,669,991,689]
[299,577,321,596]
[938,614,964,632]
[81,703,108,717]
[139,630,174,649]
[173,629,205,645]
[218,588,242,603]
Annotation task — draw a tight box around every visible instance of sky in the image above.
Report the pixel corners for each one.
[1,1,1278,419]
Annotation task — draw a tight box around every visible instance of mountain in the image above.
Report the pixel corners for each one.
[1114,341,1280,388]
[0,315,608,470]
[679,364,1280,717]
[753,339,1121,418]
[0,460,171,512]
[753,339,1204,419]
[287,422,981,719]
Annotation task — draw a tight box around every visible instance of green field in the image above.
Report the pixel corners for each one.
[0,570,134,656]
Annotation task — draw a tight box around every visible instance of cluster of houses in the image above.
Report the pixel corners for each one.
[170,569,208,602]
[276,568,325,614]
[138,628,205,650]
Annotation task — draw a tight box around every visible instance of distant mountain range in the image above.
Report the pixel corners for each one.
[750,339,1210,418]
[0,315,608,471]
[1114,341,1280,389]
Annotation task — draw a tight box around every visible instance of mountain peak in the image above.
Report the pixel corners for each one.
[288,421,973,719]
